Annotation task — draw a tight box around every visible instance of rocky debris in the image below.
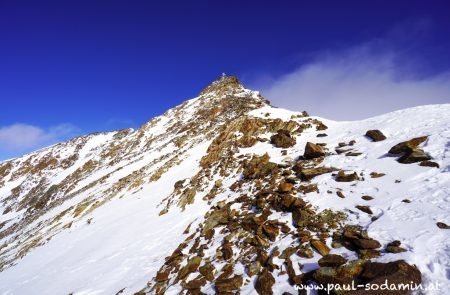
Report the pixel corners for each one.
[303,142,325,159]
[215,275,243,293]
[419,160,440,168]
[243,154,278,179]
[335,170,359,182]
[270,129,296,148]
[296,166,335,181]
[255,268,275,295]
[369,172,385,178]
[310,240,330,256]
[365,130,386,141]
[355,205,373,215]
[386,240,407,253]
[318,254,347,267]
[361,195,374,201]
[313,259,421,295]
[437,222,450,229]
[389,136,428,154]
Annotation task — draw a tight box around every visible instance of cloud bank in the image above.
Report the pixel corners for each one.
[257,22,450,120]
[0,123,79,161]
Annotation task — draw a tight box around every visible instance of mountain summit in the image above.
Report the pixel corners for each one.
[0,76,449,295]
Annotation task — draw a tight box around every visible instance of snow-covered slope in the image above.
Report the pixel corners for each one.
[0,76,449,295]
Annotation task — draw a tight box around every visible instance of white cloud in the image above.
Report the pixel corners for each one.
[255,21,450,120]
[0,123,79,160]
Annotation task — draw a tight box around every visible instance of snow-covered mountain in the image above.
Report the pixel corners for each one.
[0,75,449,295]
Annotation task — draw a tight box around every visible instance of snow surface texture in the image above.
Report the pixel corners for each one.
[0,77,449,294]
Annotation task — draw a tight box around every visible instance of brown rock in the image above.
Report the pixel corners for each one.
[365,130,386,141]
[370,172,385,178]
[389,136,428,154]
[178,256,202,280]
[335,170,359,182]
[386,245,407,253]
[247,261,262,277]
[199,263,215,281]
[355,205,373,215]
[352,238,381,249]
[336,191,345,198]
[398,148,431,164]
[270,129,296,148]
[298,166,335,181]
[183,277,206,290]
[215,275,243,293]
[255,268,275,295]
[262,223,279,242]
[437,222,450,229]
[303,142,325,159]
[278,181,293,193]
[292,208,311,227]
[359,260,421,294]
[361,195,374,201]
[318,254,347,267]
[221,242,233,260]
[310,240,330,256]
[243,154,278,179]
[419,160,440,168]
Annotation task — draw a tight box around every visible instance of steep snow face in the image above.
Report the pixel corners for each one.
[0,76,449,294]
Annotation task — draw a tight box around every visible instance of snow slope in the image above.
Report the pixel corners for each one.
[0,76,449,294]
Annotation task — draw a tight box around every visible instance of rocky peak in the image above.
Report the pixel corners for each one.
[199,74,244,96]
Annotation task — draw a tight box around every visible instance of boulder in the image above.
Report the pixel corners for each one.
[335,170,359,182]
[352,239,381,249]
[270,129,296,148]
[303,142,325,159]
[365,130,386,141]
[389,136,428,155]
[318,254,347,267]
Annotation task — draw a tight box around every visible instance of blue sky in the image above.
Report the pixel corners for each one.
[1,1,450,160]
